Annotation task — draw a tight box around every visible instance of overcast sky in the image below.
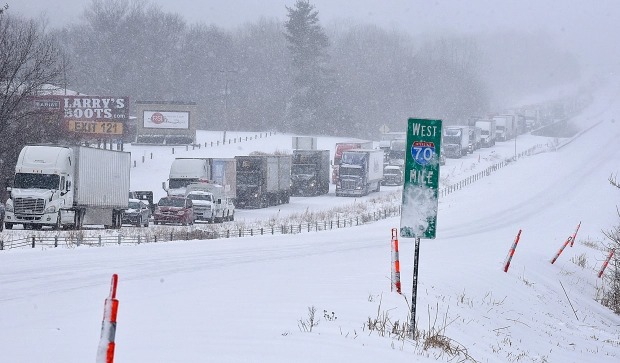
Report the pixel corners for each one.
[11,0,620,70]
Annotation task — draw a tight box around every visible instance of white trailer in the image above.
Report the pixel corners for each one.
[493,115,515,141]
[475,119,497,147]
[443,126,469,158]
[5,145,130,230]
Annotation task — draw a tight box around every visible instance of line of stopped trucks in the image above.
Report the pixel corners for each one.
[3,117,529,231]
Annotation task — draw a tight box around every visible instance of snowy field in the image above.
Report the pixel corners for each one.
[1,80,620,362]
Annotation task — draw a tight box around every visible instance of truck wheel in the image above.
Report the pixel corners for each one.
[144,218,149,227]
[0,222,3,232]
[230,213,234,221]
[376,183,381,192]
[4,223,12,230]
[154,220,159,225]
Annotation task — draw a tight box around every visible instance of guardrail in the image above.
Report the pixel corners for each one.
[0,207,400,250]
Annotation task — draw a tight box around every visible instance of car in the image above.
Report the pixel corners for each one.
[0,202,5,232]
[122,198,151,227]
[153,196,194,226]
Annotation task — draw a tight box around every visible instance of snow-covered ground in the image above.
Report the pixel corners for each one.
[1,81,620,362]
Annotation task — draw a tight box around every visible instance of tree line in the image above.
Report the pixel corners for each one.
[1,0,580,197]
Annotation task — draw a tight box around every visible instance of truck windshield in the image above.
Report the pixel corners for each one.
[341,153,366,165]
[169,178,198,189]
[158,198,186,207]
[340,167,363,177]
[292,164,314,175]
[237,172,260,186]
[14,173,60,190]
[188,194,212,201]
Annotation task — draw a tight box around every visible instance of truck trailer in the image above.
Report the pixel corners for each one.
[443,126,469,158]
[335,149,384,197]
[475,119,497,147]
[493,115,515,141]
[290,149,330,196]
[235,154,291,208]
[4,145,130,230]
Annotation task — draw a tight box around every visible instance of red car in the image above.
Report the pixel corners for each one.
[153,196,194,226]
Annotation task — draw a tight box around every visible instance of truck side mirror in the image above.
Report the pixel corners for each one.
[162,181,168,191]
[217,198,222,204]
[66,181,71,191]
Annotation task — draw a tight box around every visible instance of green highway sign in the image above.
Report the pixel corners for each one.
[400,118,442,239]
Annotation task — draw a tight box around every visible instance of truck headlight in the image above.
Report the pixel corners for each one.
[45,205,57,213]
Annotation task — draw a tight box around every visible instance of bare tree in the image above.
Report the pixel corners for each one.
[0,14,64,200]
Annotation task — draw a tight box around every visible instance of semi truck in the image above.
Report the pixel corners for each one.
[335,149,384,197]
[387,139,407,166]
[332,141,373,184]
[290,149,330,196]
[235,154,291,208]
[468,126,482,152]
[475,119,496,147]
[4,145,130,230]
[163,157,236,199]
[493,114,515,141]
[443,126,469,158]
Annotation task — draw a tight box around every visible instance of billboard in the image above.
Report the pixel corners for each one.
[143,111,190,129]
[30,96,129,138]
[134,101,197,144]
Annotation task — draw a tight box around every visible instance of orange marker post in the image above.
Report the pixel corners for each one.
[551,237,572,264]
[503,230,522,272]
[598,249,615,278]
[391,228,402,294]
[569,222,581,247]
[97,274,119,363]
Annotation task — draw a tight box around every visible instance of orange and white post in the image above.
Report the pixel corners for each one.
[391,228,402,294]
[598,249,615,278]
[569,222,581,247]
[503,230,522,272]
[551,236,572,264]
[97,274,119,363]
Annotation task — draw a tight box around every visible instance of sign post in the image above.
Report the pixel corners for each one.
[400,118,442,339]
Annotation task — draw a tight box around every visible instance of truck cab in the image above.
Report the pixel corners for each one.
[4,146,73,230]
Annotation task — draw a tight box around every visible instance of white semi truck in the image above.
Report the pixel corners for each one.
[475,119,497,147]
[4,145,130,230]
[493,115,515,141]
[442,126,469,158]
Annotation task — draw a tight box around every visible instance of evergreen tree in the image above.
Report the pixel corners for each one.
[284,0,335,134]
